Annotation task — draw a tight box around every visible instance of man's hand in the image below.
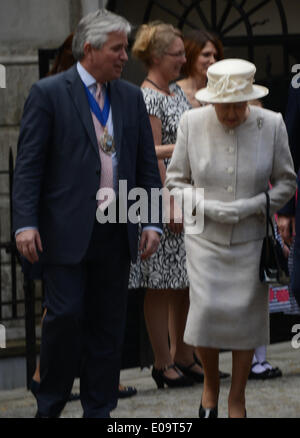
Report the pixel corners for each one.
[277,215,295,245]
[139,229,161,260]
[16,229,43,264]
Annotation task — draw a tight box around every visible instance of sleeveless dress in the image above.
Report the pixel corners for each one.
[128,84,190,290]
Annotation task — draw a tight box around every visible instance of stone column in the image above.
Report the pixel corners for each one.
[0,0,75,329]
[81,0,108,16]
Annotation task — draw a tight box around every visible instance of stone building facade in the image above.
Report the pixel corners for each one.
[0,0,107,326]
[0,0,299,328]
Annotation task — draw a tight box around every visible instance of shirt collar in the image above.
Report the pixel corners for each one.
[77,61,96,88]
[77,62,107,93]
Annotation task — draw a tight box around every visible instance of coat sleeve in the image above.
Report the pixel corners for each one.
[224,113,296,220]
[269,112,297,216]
[12,83,53,232]
[165,111,205,226]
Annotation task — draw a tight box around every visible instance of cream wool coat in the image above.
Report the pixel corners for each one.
[165,104,296,349]
[166,104,296,245]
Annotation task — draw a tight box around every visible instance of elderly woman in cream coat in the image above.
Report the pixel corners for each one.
[165,58,296,418]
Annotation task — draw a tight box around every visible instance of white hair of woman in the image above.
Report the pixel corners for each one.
[72,9,131,61]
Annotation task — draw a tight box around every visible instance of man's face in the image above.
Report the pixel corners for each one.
[83,31,128,82]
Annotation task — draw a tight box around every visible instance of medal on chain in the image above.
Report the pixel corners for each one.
[84,82,115,155]
[99,127,115,155]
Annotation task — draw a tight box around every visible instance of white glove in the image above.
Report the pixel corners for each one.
[204,199,239,224]
[221,194,265,220]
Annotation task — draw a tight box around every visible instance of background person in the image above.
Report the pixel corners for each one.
[129,22,204,388]
[47,33,75,76]
[166,58,296,417]
[177,29,223,107]
[13,9,162,418]
[277,81,300,307]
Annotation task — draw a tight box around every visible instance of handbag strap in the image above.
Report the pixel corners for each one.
[265,192,270,237]
[265,191,276,239]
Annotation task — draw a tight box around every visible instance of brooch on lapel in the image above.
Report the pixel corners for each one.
[257,117,264,129]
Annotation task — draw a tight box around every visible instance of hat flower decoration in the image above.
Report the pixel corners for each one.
[196,58,269,104]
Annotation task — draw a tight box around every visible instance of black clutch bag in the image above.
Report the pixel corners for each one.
[259,192,290,285]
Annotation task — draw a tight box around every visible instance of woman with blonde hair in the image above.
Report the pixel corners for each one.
[129,22,204,387]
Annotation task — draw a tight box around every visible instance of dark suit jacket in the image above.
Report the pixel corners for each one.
[279,82,300,217]
[13,65,162,264]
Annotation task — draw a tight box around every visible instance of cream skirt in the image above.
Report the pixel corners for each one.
[184,235,269,350]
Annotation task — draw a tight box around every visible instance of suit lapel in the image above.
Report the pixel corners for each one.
[65,66,99,158]
[109,80,123,162]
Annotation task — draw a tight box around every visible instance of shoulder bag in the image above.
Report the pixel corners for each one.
[259,192,290,285]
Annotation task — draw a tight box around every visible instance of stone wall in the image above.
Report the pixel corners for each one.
[0,0,109,333]
[0,0,82,330]
[0,0,298,331]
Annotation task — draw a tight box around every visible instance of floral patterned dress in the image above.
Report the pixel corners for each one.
[128,84,191,290]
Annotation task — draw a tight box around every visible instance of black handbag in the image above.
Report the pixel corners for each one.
[259,192,290,285]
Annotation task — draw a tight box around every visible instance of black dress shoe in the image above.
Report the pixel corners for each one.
[30,379,40,398]
[199,402,218,418]
[118,385,137,399]
[261,361,283,378]
[248,361,282,380]
[152,364,194,389]
[267,367,283,378]
[175,361,204,383]
[35,411,59,418]
[248,368,270,380]
[30,379,80,402]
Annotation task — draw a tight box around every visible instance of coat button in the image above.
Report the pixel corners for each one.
[227,167,234,174]
[227,186,233,193]
[228,147,234,154]
[96,169,101,176]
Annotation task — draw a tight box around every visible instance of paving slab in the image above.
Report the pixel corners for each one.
[0,341,299,418]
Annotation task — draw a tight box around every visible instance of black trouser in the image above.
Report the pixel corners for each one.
[37,221,130,418]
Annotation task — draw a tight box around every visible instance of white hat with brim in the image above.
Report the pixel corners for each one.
[195,58,269,104]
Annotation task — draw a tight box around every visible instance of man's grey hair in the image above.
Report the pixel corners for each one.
[72,9,131,61]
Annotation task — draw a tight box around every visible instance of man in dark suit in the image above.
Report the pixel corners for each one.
[277,79,300,306]
[13,9,162,418]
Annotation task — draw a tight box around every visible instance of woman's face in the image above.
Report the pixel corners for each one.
[194,41,218,79]
[159,36,186,81]
[214,102,249,129]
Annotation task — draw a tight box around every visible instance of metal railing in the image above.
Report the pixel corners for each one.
[0,148,149,388]
[0,149,17,322]
[0,148,41,388]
